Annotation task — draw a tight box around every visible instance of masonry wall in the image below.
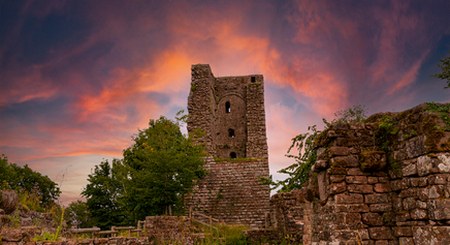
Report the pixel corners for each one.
[186,64,270,229]
[270,103,450,244]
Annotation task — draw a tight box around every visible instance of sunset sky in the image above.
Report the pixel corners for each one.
[1,0,449,204]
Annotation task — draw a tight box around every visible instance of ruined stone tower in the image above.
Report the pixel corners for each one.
[186,64,270,228]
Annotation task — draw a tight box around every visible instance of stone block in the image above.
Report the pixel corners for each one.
[374,183,391,193]
[314,160,329,172]
[428,199,450,220]
[360,150,386,171]
[330,182,347,194]
[335,193,364,204]
[348,184,373,193]
[329,167,347,175]
[332,155,359,167]
[334,204,369,213]
[390,179,408,191]
[428,185,446,199]
[365,194,389,204]
[427,174,446,185]
[417,155,433,176]
[437,153,450,173]
[346,176,368,184]
[399,237,414,245]
[409,177,428,187]
[362,213,383,226]
[330,175,346,183]
[412,226,450,245]
[347,168,367,176]
[369,203,392,212]
[367,177,379,184]
[329,146,350,156]
[402,197,416,210]
[369,227,394,240]
[394,226,413,237]
[402,163,417,176]
[410,208,427,220]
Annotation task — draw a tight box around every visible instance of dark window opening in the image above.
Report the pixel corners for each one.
[230,152,237,158]
[225,101,231,113]
[228,128,235,138]
[251,76,256,83]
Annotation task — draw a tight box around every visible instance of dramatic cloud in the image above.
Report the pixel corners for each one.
[1,0,449,204]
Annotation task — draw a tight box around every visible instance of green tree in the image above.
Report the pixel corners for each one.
[81,159,125,229]
[0,154,60,207]
[65,200,93,228]
[434,53,450,88]
[122,117,205,222]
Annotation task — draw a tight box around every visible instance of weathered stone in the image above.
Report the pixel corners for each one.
[329,167,347,175]
[329,146,350,156]
[412,226,450,245]
[314,160,329,171]
[362,213,383,226]
[346,176,368,184]
[437,153,450,172]
[334,204,369,213]
[369,227,394,240]
[347,168,367,176]
[402,197,416,210]
[348,184,373,193]
[0,190,18,214]
[367,177,379,184]
[428,174,446,185]
[409,177,428,187]
[374,183,391,193]
[365,194,389,204]
[330,182,347,194]
[410,208,427,220]
[417,155,433,176]
[360,150,386,171]
[330,175,346,183]
[402,163,417,176]
[399,237,414,244]
[186,65,270,228]
[332,155,359,167]
[335,193,364,204]
[369,203,392,212]
[394,226,413,237]
[428,185,445,199]
[428,199,450,220]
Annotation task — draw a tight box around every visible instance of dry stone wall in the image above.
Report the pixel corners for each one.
[270,103,450,244]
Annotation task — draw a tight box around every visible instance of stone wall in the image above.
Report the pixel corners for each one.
[270,103,450,244]
[186,64,270,229]
[186,157,270,229]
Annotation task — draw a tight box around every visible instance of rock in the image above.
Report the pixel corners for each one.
[0,190,19,214]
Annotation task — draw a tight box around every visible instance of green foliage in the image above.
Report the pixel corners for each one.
[434,53,450,88]
[122,117,205,221]
[83,116,205,227]
[0,154,60,208]
[269,125,319,192]
[426,102,450,130]
[65,200,93,228]
[325,104,367,126]
[270,105,367,192]
[82,159,126,229]
[201,224,248,244]
[374,114,398,152]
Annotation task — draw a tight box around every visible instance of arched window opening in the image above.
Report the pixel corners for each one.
[228,128,235,138]
[230,152,237,158]
[225,101,231,113]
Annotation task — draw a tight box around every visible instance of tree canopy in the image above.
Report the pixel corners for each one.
[434,53,450,88]
[82,116,205,227]
[0,154,60,207]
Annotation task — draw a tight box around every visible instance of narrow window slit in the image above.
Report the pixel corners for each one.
[228,128,235,138]
[230,152,237,158]
[225,101,231,113]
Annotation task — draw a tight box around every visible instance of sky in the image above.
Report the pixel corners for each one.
[1,0,449,205]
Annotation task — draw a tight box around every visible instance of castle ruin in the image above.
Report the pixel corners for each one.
[186,64,270,229]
